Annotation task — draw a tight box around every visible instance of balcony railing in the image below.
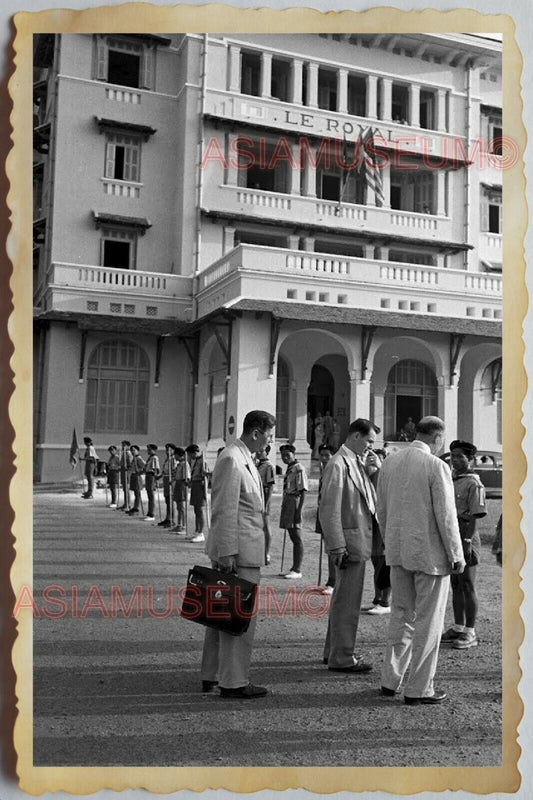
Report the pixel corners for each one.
[206,184,453,242]
[41,262,193,320]
[196,244,502,321]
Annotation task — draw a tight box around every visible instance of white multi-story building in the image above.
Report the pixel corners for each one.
[33,32,502,482]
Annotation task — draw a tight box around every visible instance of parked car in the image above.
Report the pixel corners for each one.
[440,450,502,499]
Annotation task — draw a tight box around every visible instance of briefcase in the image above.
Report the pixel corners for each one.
[180,564,258,636]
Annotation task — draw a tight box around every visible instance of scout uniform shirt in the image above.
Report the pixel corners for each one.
[279,460,308,529]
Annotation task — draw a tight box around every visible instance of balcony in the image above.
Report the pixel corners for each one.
[40,262,193,320]
[196,244,501,322]
[205,183,454,243]
[479,231,502,266]
[204,88,468,164]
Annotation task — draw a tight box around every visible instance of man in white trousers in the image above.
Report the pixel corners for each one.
[200,409,276,699]
[377,416,465,705]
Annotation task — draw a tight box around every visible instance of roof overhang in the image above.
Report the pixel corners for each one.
[201,209,473,253]
[33,310,188,336]
[93,211,152,234]
[222,298,502,338]
[95,116,157,140]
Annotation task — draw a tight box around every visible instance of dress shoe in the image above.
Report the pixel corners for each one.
[219,683,268,699]
[158,520,170,527]
[380,685,398,697]
[404,690,447,706]
[328,659,372,674]
[201,680,218,693]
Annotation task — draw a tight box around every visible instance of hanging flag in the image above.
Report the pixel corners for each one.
[358,126,385,208]
[69,428,79,468]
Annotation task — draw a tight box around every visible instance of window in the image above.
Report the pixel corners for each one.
[241,52,261,96]
[318,68,337,111]
[95,35,156,90]
[85,340,150,433]
[419,90,436,130]
[392,83,409,123]
[101,227,137,269]
[271,58,290,102]
[348,75,366,117]
[105,134,141,181]
[481,187,502,234]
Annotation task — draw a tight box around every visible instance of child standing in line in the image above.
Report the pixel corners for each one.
[127,445,146,516]
[159,443,178,528]
[441,440,487,650]
[172,447,191,533]
[279,444,308,579]
[185,444,208,543]
[316,444,336,594]
[256,444,276,564]
[81,437,99,499]
[106,445,120,508]
[144,444,161,522]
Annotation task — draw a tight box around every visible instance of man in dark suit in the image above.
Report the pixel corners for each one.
[200,409,276,699]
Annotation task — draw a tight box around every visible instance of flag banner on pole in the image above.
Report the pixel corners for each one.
[358,126,385,208]
[69,428,79,468]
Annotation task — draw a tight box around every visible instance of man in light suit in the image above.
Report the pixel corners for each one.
[319,418,381,673]
[200,409,276,699]
[377,416,465,705]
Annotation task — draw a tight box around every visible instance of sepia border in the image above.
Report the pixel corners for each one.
[7,4,525,794]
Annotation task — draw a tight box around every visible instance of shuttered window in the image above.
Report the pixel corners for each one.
[105,135,141,182]
[94,35,156,91]
[85,340,150,433]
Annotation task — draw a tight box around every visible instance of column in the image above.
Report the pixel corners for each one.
[382,160,391,208]
[223,226,236,254]
[436,88,447,132]
[435,253,445,269]
[306,62,319,108]
[228,45,241,93]
[379,78,392,122]
[290,141,302,195]
[302,142,317,197]
[438,381,459,439]
[337,68,348,114]
[226,134,239,186]
[363,244,375,259]
[291,59,303,104]
[436,169,446,216]
[288,235,300,250]
[375,245,389,261]
[302,236,315,252]
[373,387,386,438]
[349,372,371,420]
[261,52,272,98]
[409,84,420,127]
[366,74,378,119]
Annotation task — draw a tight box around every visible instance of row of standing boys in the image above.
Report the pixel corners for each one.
[80,437,209,543]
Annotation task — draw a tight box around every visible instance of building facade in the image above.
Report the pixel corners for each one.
[33,32,502,482]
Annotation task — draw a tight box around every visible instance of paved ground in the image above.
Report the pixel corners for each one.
[31,481,502,767]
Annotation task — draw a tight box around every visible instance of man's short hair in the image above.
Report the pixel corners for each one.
[130,445,140,453]
[279,444,296,454]
[347,418,380,436]
[165,442,176,450]
[185,444,200,454]
[242,410,277,434]
[108,445,117,453]
[319,444,335,455]
[147,443,158,451]
[121,440,131,447]
[174,446,185,457]
[415,416,445,437]
[449,440,477,459]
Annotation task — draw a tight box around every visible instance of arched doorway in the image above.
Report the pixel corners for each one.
[307,363,334,421]
[480,358,502,447]
[276,356,291,439]
[384,359,438,440]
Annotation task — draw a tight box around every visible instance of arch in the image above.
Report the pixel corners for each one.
[84,339,150,433]
[371,336,444,391]
[455,342,502,446]
[384,359,438,440]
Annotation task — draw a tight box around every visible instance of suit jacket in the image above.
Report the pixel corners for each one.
[376,440,463,575]
[206,439,266,568]
[318,444,375,562]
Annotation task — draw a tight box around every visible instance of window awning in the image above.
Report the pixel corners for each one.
[480,259,502,272]
[93,211,152,234]
[95,116,157,140]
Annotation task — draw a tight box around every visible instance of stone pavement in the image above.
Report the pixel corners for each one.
[30,484,502,767]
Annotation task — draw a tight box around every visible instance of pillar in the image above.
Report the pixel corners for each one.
[288,235,300,250]
[290,141,302,195]
[291,59,303,104]
[306,62,319,108]
[226,133,239,186]
[302,142,317,197]
[302,236,315,252]
[409,84,420,127]
[436,169,446,215]
[436,88,447,132]
[337,68,348,114]
[438,381,459,443]
[379,78,392,122]
[261,52,272,98]
[223,226,236,254]
[382,161,391,208]
[349,372,371,420]
[228,45,241,93]
[366,75,378,119]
